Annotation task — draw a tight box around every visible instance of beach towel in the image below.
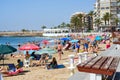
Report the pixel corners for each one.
[8,64,16,72]
[57,64,65,69]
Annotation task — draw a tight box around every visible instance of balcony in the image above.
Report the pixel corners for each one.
[110,7,117,10]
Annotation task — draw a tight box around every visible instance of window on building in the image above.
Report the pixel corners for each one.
[111,2,117,6]
[101,7,105,9]
[106,7,109,9]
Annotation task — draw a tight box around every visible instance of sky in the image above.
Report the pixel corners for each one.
[0,0,96,31]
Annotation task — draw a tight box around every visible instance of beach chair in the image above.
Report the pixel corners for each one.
[8,64,16,72]
[24,58,30,68]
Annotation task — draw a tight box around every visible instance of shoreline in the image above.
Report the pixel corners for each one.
[0,31,43,37]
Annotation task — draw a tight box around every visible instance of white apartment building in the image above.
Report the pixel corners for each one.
[94,0,120,31]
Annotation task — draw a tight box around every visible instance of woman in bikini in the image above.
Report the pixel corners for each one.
[57,42,63,60]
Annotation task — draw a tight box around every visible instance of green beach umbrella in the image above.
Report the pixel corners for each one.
[0,45,17,54]
[0,45,17,66]
[35,48,57,55]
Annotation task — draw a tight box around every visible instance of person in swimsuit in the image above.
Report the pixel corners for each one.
[57,42,63,60]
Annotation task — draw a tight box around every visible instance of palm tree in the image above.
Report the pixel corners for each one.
[60,22,66,28]
[88,11,94,30]
[57,25,61,28]
[77,13,83,29]
[41,25,47,30]
[94,18,102,30]
[66,23,70,28]
[54,27,57,29]
[102,14,108,26]
[102,12,112,27]
[70,13,84,32]
[114,18,120,27]
[21,29,26,33]
[70,15,79,32]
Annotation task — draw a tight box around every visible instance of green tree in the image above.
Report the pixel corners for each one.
[70,15,79,32]
[94,18,102,30]
[70,13,83,32]
[88,11,94,30]
[66,23,70,28]
[21,29,26,33]
[102,13,108,26]
[102,12,112,26]
[57,25,61,28]
[114,18,120,27]
[94,18,102,27]
[41,25,47,30]
[60,22,66,28]
[54,26,57,29]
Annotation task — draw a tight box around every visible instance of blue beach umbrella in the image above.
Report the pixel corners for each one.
[95,36,102,41]
[60,37,71,41]
[70,39,79,43]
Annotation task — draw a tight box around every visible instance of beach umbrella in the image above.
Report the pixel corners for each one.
[70,39,79,43]
[87,35,95,41]
[48,40,54,43]
[0,45,17,54]
[60,37,71,41]
[0,45,17,65]
[42,40,49,45]
[19,43,40,50]
[95,36,102,41]
[35,48,57,55]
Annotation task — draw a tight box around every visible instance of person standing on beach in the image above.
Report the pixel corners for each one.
[106,39,111,49]
[18,42,21,54]
[75,41,80,54]
[57,42,63,60]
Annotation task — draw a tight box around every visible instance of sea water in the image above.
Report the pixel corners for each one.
[0,36,56,48]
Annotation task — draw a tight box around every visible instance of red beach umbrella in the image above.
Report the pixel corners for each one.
[42,40,49,45]
[87,35,95,41]
[19,43,40,50]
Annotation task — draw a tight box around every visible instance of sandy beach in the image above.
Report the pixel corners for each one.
[0,43,106,80]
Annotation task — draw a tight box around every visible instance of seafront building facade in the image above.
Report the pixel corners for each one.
[43,28,70,36]
[93,0,120,31]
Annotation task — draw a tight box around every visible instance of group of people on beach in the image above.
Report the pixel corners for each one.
[0,33,112,77]
[55,33,112,61]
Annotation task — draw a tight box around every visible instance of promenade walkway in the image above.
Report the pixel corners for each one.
[68,44,120,80]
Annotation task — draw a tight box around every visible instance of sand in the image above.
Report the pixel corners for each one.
[0,44,106,80]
